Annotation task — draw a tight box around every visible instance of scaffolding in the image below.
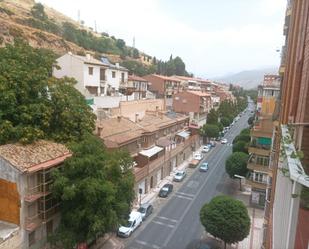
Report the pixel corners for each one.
[25,167,60,232]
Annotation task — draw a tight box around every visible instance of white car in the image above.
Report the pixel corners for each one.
[194,152,203,161]
[221,138,228,144]
[118,211,142,237]
[173,170,186,182]
[202,145,210,153]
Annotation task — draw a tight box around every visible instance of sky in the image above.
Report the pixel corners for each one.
[38,0,287,78]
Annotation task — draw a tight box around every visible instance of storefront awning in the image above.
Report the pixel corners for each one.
[139,146,164,157]
[176,130,190,139]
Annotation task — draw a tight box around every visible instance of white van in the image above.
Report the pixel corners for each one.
[118,211,142,237]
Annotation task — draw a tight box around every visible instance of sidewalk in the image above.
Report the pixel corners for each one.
[132,145,203,210]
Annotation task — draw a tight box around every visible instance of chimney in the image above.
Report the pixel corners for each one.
[86,53,91,60]
[135,113,139,123]
[115,63,120,68]
[117,116,122,122]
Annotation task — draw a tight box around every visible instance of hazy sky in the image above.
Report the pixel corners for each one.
[38,0,286,78]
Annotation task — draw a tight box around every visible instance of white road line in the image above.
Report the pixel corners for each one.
[151,220,175,228]
[162,145,231,247]
[174,194,194,201]
[135,239,160,249]
[176,192,195,198]
[156,216,178,223]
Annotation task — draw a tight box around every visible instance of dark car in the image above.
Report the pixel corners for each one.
[158,183,173,198]
[138,203,153,220]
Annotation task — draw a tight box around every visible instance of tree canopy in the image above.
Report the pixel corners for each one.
[232,141,248,154]
[51,135,135,248]
[200,195,250,249]
[200,124,220,140]
[0,40,95,144]
[225,152,249,178]
[206,109,218,125]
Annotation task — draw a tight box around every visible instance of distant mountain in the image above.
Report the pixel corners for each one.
[214,67,278,89]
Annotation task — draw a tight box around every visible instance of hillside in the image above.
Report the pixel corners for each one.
[0,0,190,77]
[214,67,278,89]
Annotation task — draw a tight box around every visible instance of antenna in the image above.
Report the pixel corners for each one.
[133,36,135,48]
[94,20,97,33]
[77,9,80,23]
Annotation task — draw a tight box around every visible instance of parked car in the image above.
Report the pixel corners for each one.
[173,170,186,182]
[118,211,142,237]
[221,138,228,144]
[158,184,173,198]
[194,152,203,161]
[209,141,216,147]
[138,203,153,221]
[199,162,209,172]
[202,145,210,153]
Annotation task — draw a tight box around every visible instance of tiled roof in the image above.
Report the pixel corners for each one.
[187,91,211,97]
[128,75,148,82]
[97,112,189,147]
[73,54,107,66]
[0,140,71,172]
[149,74,181,82]
[98,117,143,146]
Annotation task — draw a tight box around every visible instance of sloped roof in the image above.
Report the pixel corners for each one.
[187,91,211,97]
[128,75,148,82]
[98,117,143,146]
[0,140,71,172]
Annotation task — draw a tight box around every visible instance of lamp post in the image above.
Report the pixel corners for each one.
[234,174,245,191]
[138,188,142,207]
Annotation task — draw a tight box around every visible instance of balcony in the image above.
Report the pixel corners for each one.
[247,155,271,174]
[246,172,268,189]
[248,143,271,157]
[25,214,41,231]
[24,180,52,202]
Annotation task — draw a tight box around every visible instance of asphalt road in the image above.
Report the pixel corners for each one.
[124,102,255,249]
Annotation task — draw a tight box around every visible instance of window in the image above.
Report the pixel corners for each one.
[88,67,93,75]
[112,71,116,78]
[121,72,125,83]
[29,231,35,246]
[100,68,105,81]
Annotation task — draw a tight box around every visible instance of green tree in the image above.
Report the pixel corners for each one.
[220,117,230,127]
[200,124,220,143]
[233,129,251,144]
[116,39,126,50]
[0,40,95,144]
[200,195,250,249]
[225,152,249,178]
[133,48,140,58]
[31,3,47,20]
[207,109,218,124]
[51,135,135,248]
[232,141,248,154]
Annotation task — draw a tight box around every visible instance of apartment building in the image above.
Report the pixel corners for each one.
[53,53,128,97]
[0,141,71,249]
[122,75,149,100]
[264,1,309,249]
[246,75,281,208]
[172,91,212,127]
[143,74,182,98]
[96,112,200,196]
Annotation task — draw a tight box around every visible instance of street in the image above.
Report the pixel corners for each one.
[122,103,254,249]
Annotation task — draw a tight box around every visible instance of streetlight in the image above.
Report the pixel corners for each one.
[234,174,245,191]
[138,188,143,207]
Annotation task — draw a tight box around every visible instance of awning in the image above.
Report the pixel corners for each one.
[258,137,271,145]
[176,130,190,139]
[139,146,164,157]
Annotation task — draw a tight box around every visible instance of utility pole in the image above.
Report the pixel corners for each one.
[94,20,97,33]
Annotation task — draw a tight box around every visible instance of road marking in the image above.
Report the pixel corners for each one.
[176,191,195,198]
[151,220,175,228]
[156,216,178,223]
[162,145,231,247]
[174,194,194,201]
[135,239,160,249]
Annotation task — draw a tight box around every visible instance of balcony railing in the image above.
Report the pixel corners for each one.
[134,135,198,182]
[246,172,268,189]
[248,143,271,156]
[247,155,271,173]
[25,180,53,202]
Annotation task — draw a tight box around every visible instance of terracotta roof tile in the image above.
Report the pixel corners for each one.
[0,140,71,172]
[128,75,148,82]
